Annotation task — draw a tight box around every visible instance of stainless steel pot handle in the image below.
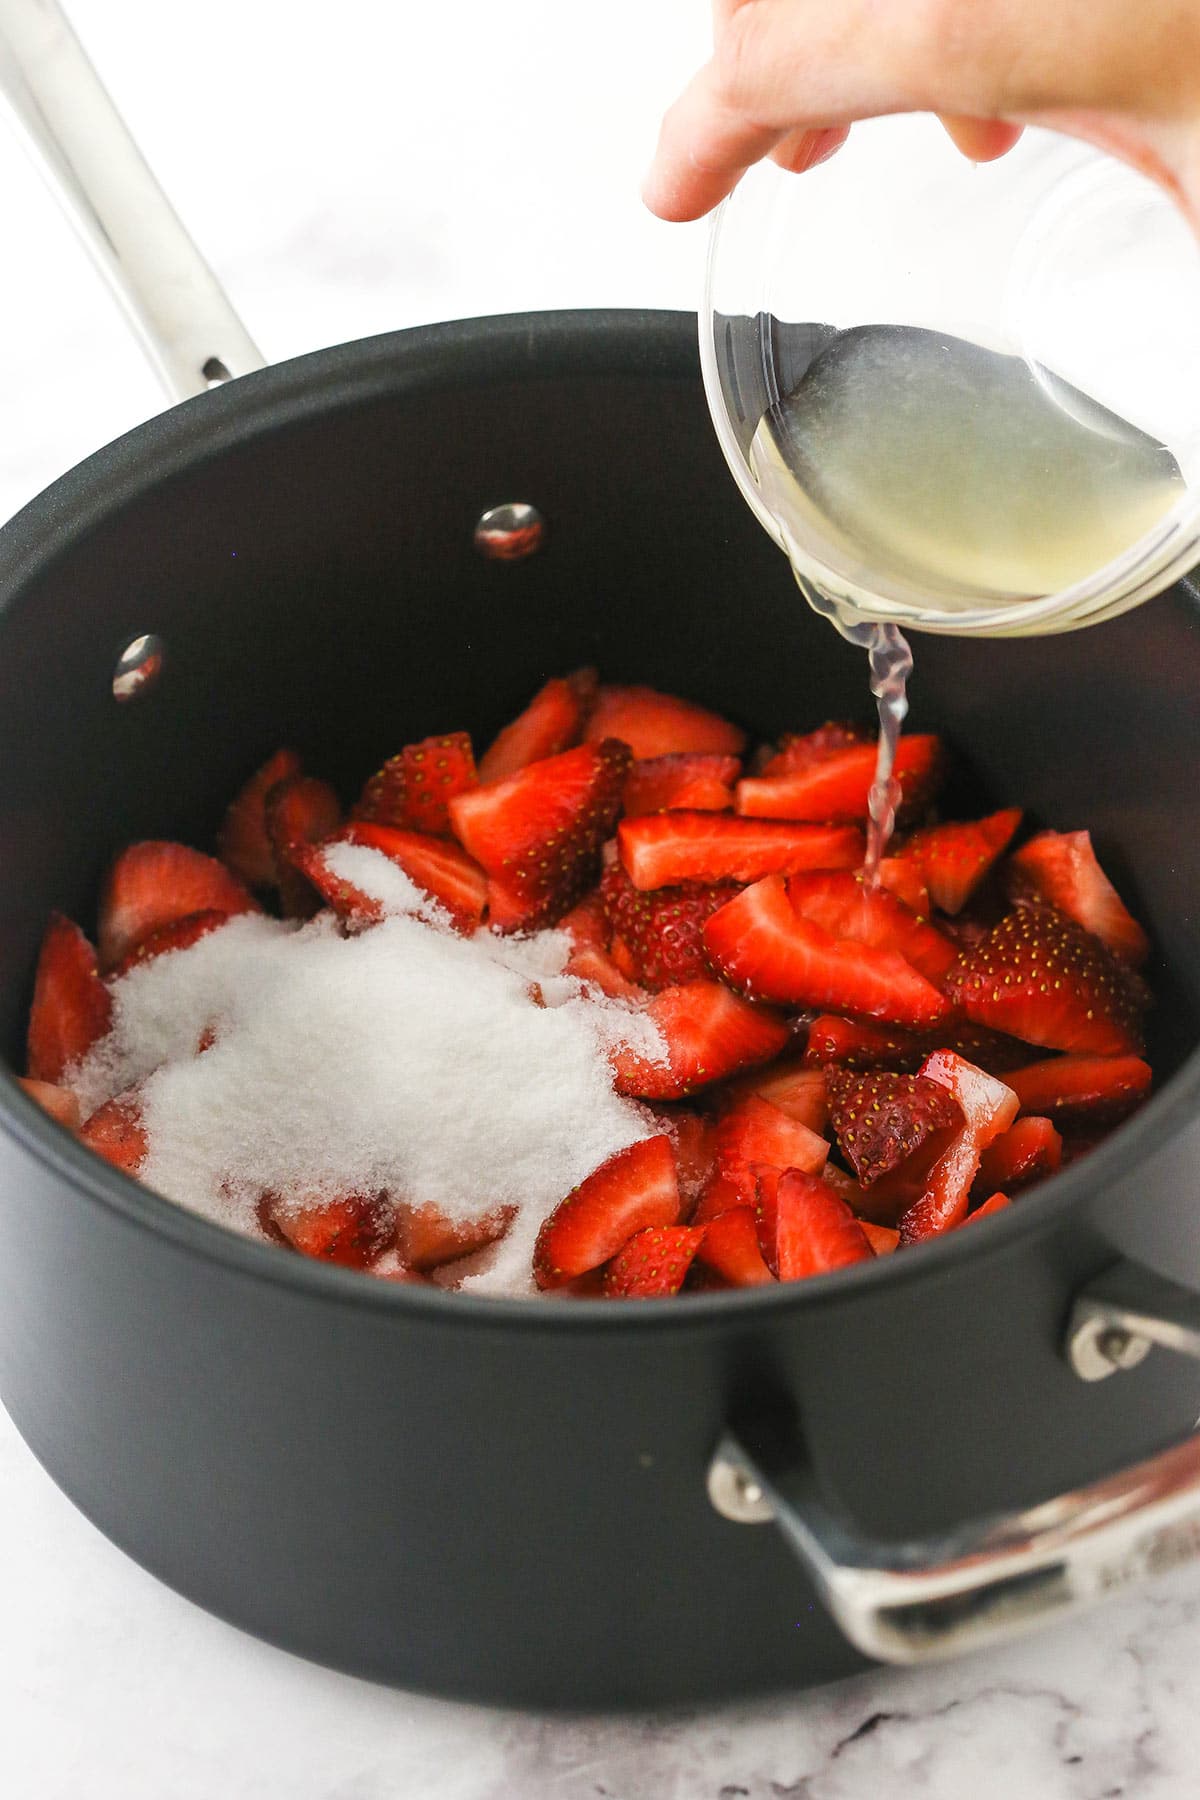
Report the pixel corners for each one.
[709,1258,1200,1664]
[0,0,263,402]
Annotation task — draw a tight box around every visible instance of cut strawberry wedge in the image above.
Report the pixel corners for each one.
[354,732,478,836]
[968,1192,1012,1222]
[803,1013,1033,1075]
[622,753,740,816]
[262,1190,396,1268]
[533,1135,681,1287]
[599,861,738,990]
[217,748,303,887]
[1005,1054,1152,1125]
[610,980,789,1100]
[18,1077,82,1131]
[99,842,260,970]
[859,1221,900,1255]
[877,857,931,917]
[899,808,1022,915]
[450,739,630,931]
[79,1092,148,1174]
[826,1068,964,1187]
[761,721,870,777]
[477,669,597,784]
[111,908,231,976]
[848,1125,964,1226]
[300,823,488,931]
[265,775,344,919]
[945,903,1147,1055]
[974,1115,1062,1196]
[661,1111,715,1206]
[557,892,609,952]
[564,943,645,1000]
[1006,830,1149,966]
[603,1223,707,1297]
[618,813,861,890]
[736,734,942,822]
[721,1058,828,1131]
[704,876,952,1027]
[695,1207,775,1286]
[898,1052,1020,1243]
[690,1170,745,1224]
[393,1200,515,1271]
[785,870,958,984]
[586,684,745,760]
[715,1094,828,1207]
[26,913,113,1082]
[775,1169,875,1281]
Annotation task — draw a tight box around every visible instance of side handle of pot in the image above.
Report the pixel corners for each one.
[0,0,263,400]
[709,1258,1200,1665]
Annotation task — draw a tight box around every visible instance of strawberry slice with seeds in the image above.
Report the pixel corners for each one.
[1006,830,1149,966]
[847,1125,964,1225]
[610,980,789,1100]
[354,732,477,836]
[586,684,745,760]
[898,1052,1020,1243]
[736,734,943,822]
[775,1170,875,1281]
[690,1171,745,1224]
[265,775,343,918]
[968,1192,1012,1222]
[599,861,737,990]
[565,943,646,1000]
[80,1092,148,1174]
[449,739,630,931]
[619,813,862,891]
[761,721,870,777]
[18,1077,82,1131]
[26,913,113,1082]
[393,1200,515,1271]
[603,1223,707,1297]
[785,869,958,984]
[974,1115,1062,1197]
[715,1094,828,1207]
[477,668,597,785]
[99,842,261,970]
[533,1136,681,1287]
[803,1013,1033,1075]
[721,1058,828,1131]
[261,1190,396,1268]
[111,908,231,976]
[859,1221,900,1255]
[704,876,952,1027]
[217,748,302,887]
[557,892,609,952]
[300,823,488,931]
[826,1068,964,1187]
[945,904,1147,1055]
[1005,1054,1152,1125]
[876,857,931,917]
[695,1207,775,1286]
[623,753,740,816]
[661,1111,715,1206]
[898,808,1023,915]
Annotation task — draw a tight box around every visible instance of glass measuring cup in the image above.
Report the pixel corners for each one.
[701,116,1200,637]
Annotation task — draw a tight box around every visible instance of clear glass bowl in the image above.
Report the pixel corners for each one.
[701,117,1200,636]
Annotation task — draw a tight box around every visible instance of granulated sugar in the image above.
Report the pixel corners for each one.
[74,846,665,1297]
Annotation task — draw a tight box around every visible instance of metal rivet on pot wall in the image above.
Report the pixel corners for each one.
[112,633,166,701]
[706,1442,776,1524]
[473,502,546,561]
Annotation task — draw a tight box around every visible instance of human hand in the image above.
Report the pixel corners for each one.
[643,0,1200,225]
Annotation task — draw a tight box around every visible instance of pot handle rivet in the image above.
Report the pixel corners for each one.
[474,502,546,561]
[112,632,166,701]
[1067,1260,1200,1381]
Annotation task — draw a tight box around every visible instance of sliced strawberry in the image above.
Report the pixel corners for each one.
[1006,830,1149,966]
[599,861,737,990]
[618,813,861,890]
[736,734,943,822]
[704,877,952,1028]
[449,739,630,931]
[300,823,488,931]
[533,1136,681,1287]
[1005,1054,1152,1125]
[898,1052,1020,1243]
[695,1207,775,1286]
[603,1223,707,1297]
[715,1094,828,1207]
[262,1190,395,1268]
[899,808,1022,915]
[26,913,113,1082]
[859,1221,900,1255]
[586,684,745,760]
[690,1171,745,1225]
[564,944,646,1000]
[608,934,641,983]
[623,753,740,816]
[557,892,609,953]
[775,1170,875,1281]
[99,842,260,970]
[945,904,1147,1056]
[354,732,477,836]
[846,1125,963,1225]
[877,857,931,918]
[663,1111,716,1205]
[265,775,343,918]
[217,748,303,887]
[803,1013,1033,1075]
[826,1068,964,1187]
[17,1077,82,1131]
[610,980,789,1100]
[974,1115,1062,1197]
[111,908,230,976]
[968,1192,1012,1222]
[761,721,871,777]
[477,669,597,785]
[785,869,958,984]
[722,1058,828,1132]
[393,1200,515,1271]
[80,1092,147,1174]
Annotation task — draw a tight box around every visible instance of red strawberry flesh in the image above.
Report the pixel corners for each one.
[900,808,1022,915]
[610,980,789,1100]
[775,1169,875,1281]
[27,913,113,1083]
[603,1223,707,1297]
[477,669,597,784]
[1005,1054,1152,1125]
[785,869,958,983]
[695,1207,775,1286]
[218,748,302,888]
[974,1115,1062,1196]
[355,732,477,836]
[599,861,737,990]
[826,1068,964,1187]
[618,813,862,890]
[586,684,745,760]
[736,734,942,822]
[533,1136,681,1286]
[1006,830,1149,966]
[715,1094,828,1207]
[899,1052,1020,1242]
[623,753,740,816]
[99,842,260,970]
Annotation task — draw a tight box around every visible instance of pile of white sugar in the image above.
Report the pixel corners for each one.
[74,844,665,1297]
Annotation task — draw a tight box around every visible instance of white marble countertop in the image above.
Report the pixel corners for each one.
[3,3,1200,1795]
